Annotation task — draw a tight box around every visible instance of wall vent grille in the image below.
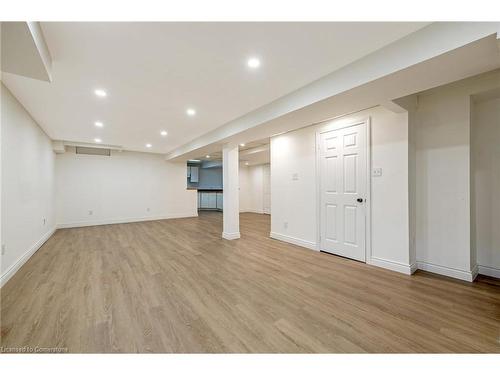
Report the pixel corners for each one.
[76,147,111,156]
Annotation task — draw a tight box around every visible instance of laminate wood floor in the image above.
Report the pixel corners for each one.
[1,212,499,353]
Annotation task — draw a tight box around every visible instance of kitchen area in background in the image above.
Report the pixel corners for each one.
[187,159,223,211]
[186,139,271,214]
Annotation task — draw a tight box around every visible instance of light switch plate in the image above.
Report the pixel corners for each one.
[373,168,383,177]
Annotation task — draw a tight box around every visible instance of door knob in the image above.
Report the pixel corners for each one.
[357,198,364,203]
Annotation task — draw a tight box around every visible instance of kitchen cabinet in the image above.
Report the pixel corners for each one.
[216,192,223,210]
[199,192,206,208]
[208,193,216,208]
[198,190,223,211]
[190,166,199,183]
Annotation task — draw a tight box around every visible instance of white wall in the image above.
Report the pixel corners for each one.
[239,163,269,214]
[56,148,197,227]
[271,106,411,273]
[413,86,473,276]
[409,70,500,281]
[239,164,250,212]
[1,84,56,286]
[262,164,271,214]
[471,97,500,278]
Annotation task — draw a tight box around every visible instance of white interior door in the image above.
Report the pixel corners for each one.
[262,164,271,214]
[319,122,367,262]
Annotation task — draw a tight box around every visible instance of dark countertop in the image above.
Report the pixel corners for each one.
[187,187,223,192]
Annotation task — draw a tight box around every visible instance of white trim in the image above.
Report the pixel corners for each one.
[410,262,418,274]
[57,212,198,229]
[240,209,265,214]
[366,118,373,263]
[222,232,241,240]
[478,265,500,279]
[270,232,318,251]
[0,227,56,288]
[315,117,372,262]
[416,261,478,282]
[368,257,415,275]
[471,264,479,281]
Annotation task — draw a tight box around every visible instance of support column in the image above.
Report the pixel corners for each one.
[222,144,240,240]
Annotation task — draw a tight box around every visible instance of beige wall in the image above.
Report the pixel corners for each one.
[471,97,500,277]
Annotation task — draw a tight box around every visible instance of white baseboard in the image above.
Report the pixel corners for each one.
[0,227,56,288]
[368,257,416,275]
[240,209,265,214]
[270,232,318,251]
[471,264,479,281]
[416,261,477,282]
[478,265,500,279]
[410,262,418,274]
[57,212,198,229]
[222,232,241,240]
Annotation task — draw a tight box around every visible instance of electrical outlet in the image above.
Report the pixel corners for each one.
[42,218,46,226]
[292,173,299,181]
[88,210,93,216]
[146,207,150,212]
[1,244,6,256]
[372,167,383,177]
[284,221,288,230]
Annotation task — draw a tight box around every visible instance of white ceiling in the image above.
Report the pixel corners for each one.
[193,139,270,165]
[2,22,428,153]
[240,145,270,166]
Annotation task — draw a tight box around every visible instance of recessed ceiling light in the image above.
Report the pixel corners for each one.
[206,155,210,158]
[94,121,104,128]
[160,130,168,136]
[146,143,152,148]
[186,108,196,117]
[94,138,102,143]
[240,143,245,147]
[247,57,261,69]
[94,89,107,97]
[245,162,249,166]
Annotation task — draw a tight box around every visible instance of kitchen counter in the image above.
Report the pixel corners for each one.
[187,187,223,191]
[197,190,223,211]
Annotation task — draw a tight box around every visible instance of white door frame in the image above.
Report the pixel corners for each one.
[315,117,372,262]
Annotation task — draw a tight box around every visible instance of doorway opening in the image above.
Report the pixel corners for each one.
[239,138,271,235]
[471,89,500,278]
